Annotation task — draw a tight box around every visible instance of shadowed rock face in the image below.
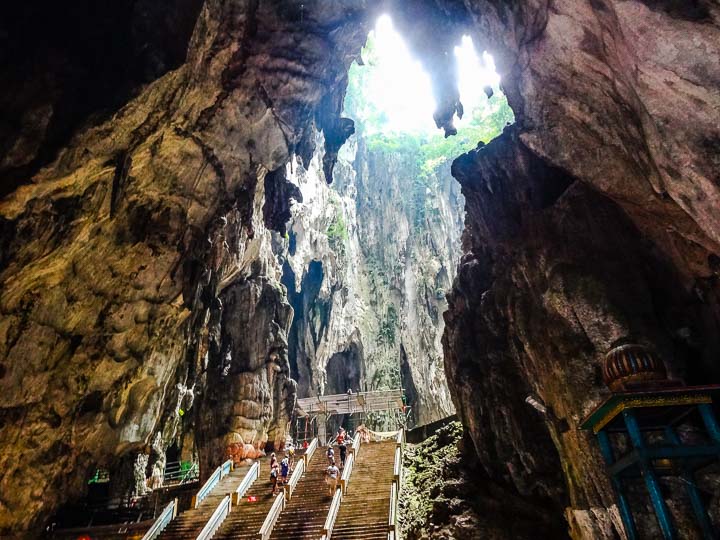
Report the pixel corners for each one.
[0,0,369,534]
[0,0,719,537]
[442,0,720,537]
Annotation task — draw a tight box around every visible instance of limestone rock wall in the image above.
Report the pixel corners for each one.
[0,1,369,534]
[281,134,459,426]
[440,0,720,538]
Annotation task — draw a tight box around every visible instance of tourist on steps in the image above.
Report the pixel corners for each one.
[326,445,335,465]
[269,452,280,495]
[280,453,290,485]
[325,458,340,497]
[339,441,347,468]
[288,447,295,472]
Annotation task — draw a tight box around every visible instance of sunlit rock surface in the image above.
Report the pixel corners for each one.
[280,133,458,425]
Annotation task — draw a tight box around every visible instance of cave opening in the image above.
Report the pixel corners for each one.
[283,13,514,433]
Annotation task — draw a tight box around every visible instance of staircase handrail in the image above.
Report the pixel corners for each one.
[393,446,402,483]
[396,428,405,450]
[221,458,233,478]
[350,433,361,455]
[388,481,398,533]
[304,437,319,466]
[140,499,177,540]
[321,485,343,540]
[285,456,305,501]
[389,429,404,535]
[196,495,231,540]
[232,461,260,505]
[339,452,354,495]
[193,459,233,509]
[258,489,286,540]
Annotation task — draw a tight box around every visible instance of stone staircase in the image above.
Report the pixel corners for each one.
[330,440,397,540]
[267,448,333,539]
[154,462,251,540]
[213,458,278,540]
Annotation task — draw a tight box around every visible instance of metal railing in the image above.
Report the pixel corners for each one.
[258,489,285,540]
[163,461,199,486]
[285,457,305,501]
[192,459,233,508]
[321,487,343,540]
[232,461,260,505]
[196,495,231,540]
[140,499,177,540]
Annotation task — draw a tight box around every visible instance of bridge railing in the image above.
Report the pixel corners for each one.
[258,489,286,540]
[192,459,233,508]
[196,495,231,540]
[232,461,260,505]
[140,499,177,540]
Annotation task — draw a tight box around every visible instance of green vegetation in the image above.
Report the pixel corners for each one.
[377,305,399,346]
[344,34,514,231]
[326,193,348,253]
[400,422,465,538]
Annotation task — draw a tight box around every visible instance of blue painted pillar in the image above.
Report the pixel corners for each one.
[596,430,638,540]
[623,410,677,540]
[664,426,715,539]
[698,403,720,444]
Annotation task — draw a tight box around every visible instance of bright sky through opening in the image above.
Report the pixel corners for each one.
[366,14,501,134]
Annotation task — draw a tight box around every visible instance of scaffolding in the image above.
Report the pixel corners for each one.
[293,389,408,445]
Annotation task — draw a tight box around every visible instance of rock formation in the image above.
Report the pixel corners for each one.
[441,1,720,538]
[0,0,718,537]
[0,0,369,533]
[280,131,460,426]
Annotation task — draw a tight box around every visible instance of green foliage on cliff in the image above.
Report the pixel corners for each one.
[400,422,466,538]
[344,34,514,231]
[377,305,399,346]
[326,193,348,252]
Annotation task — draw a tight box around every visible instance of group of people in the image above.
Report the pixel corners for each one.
[324,426,348,497]
[268,448,295,496]
[266,427,352,498]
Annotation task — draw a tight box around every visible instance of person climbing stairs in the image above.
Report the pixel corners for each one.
[266,446,333,539]
[155,461,252,539]
[330,439,397,540]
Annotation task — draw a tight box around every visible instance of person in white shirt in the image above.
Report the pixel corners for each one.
[325,458,340,497]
